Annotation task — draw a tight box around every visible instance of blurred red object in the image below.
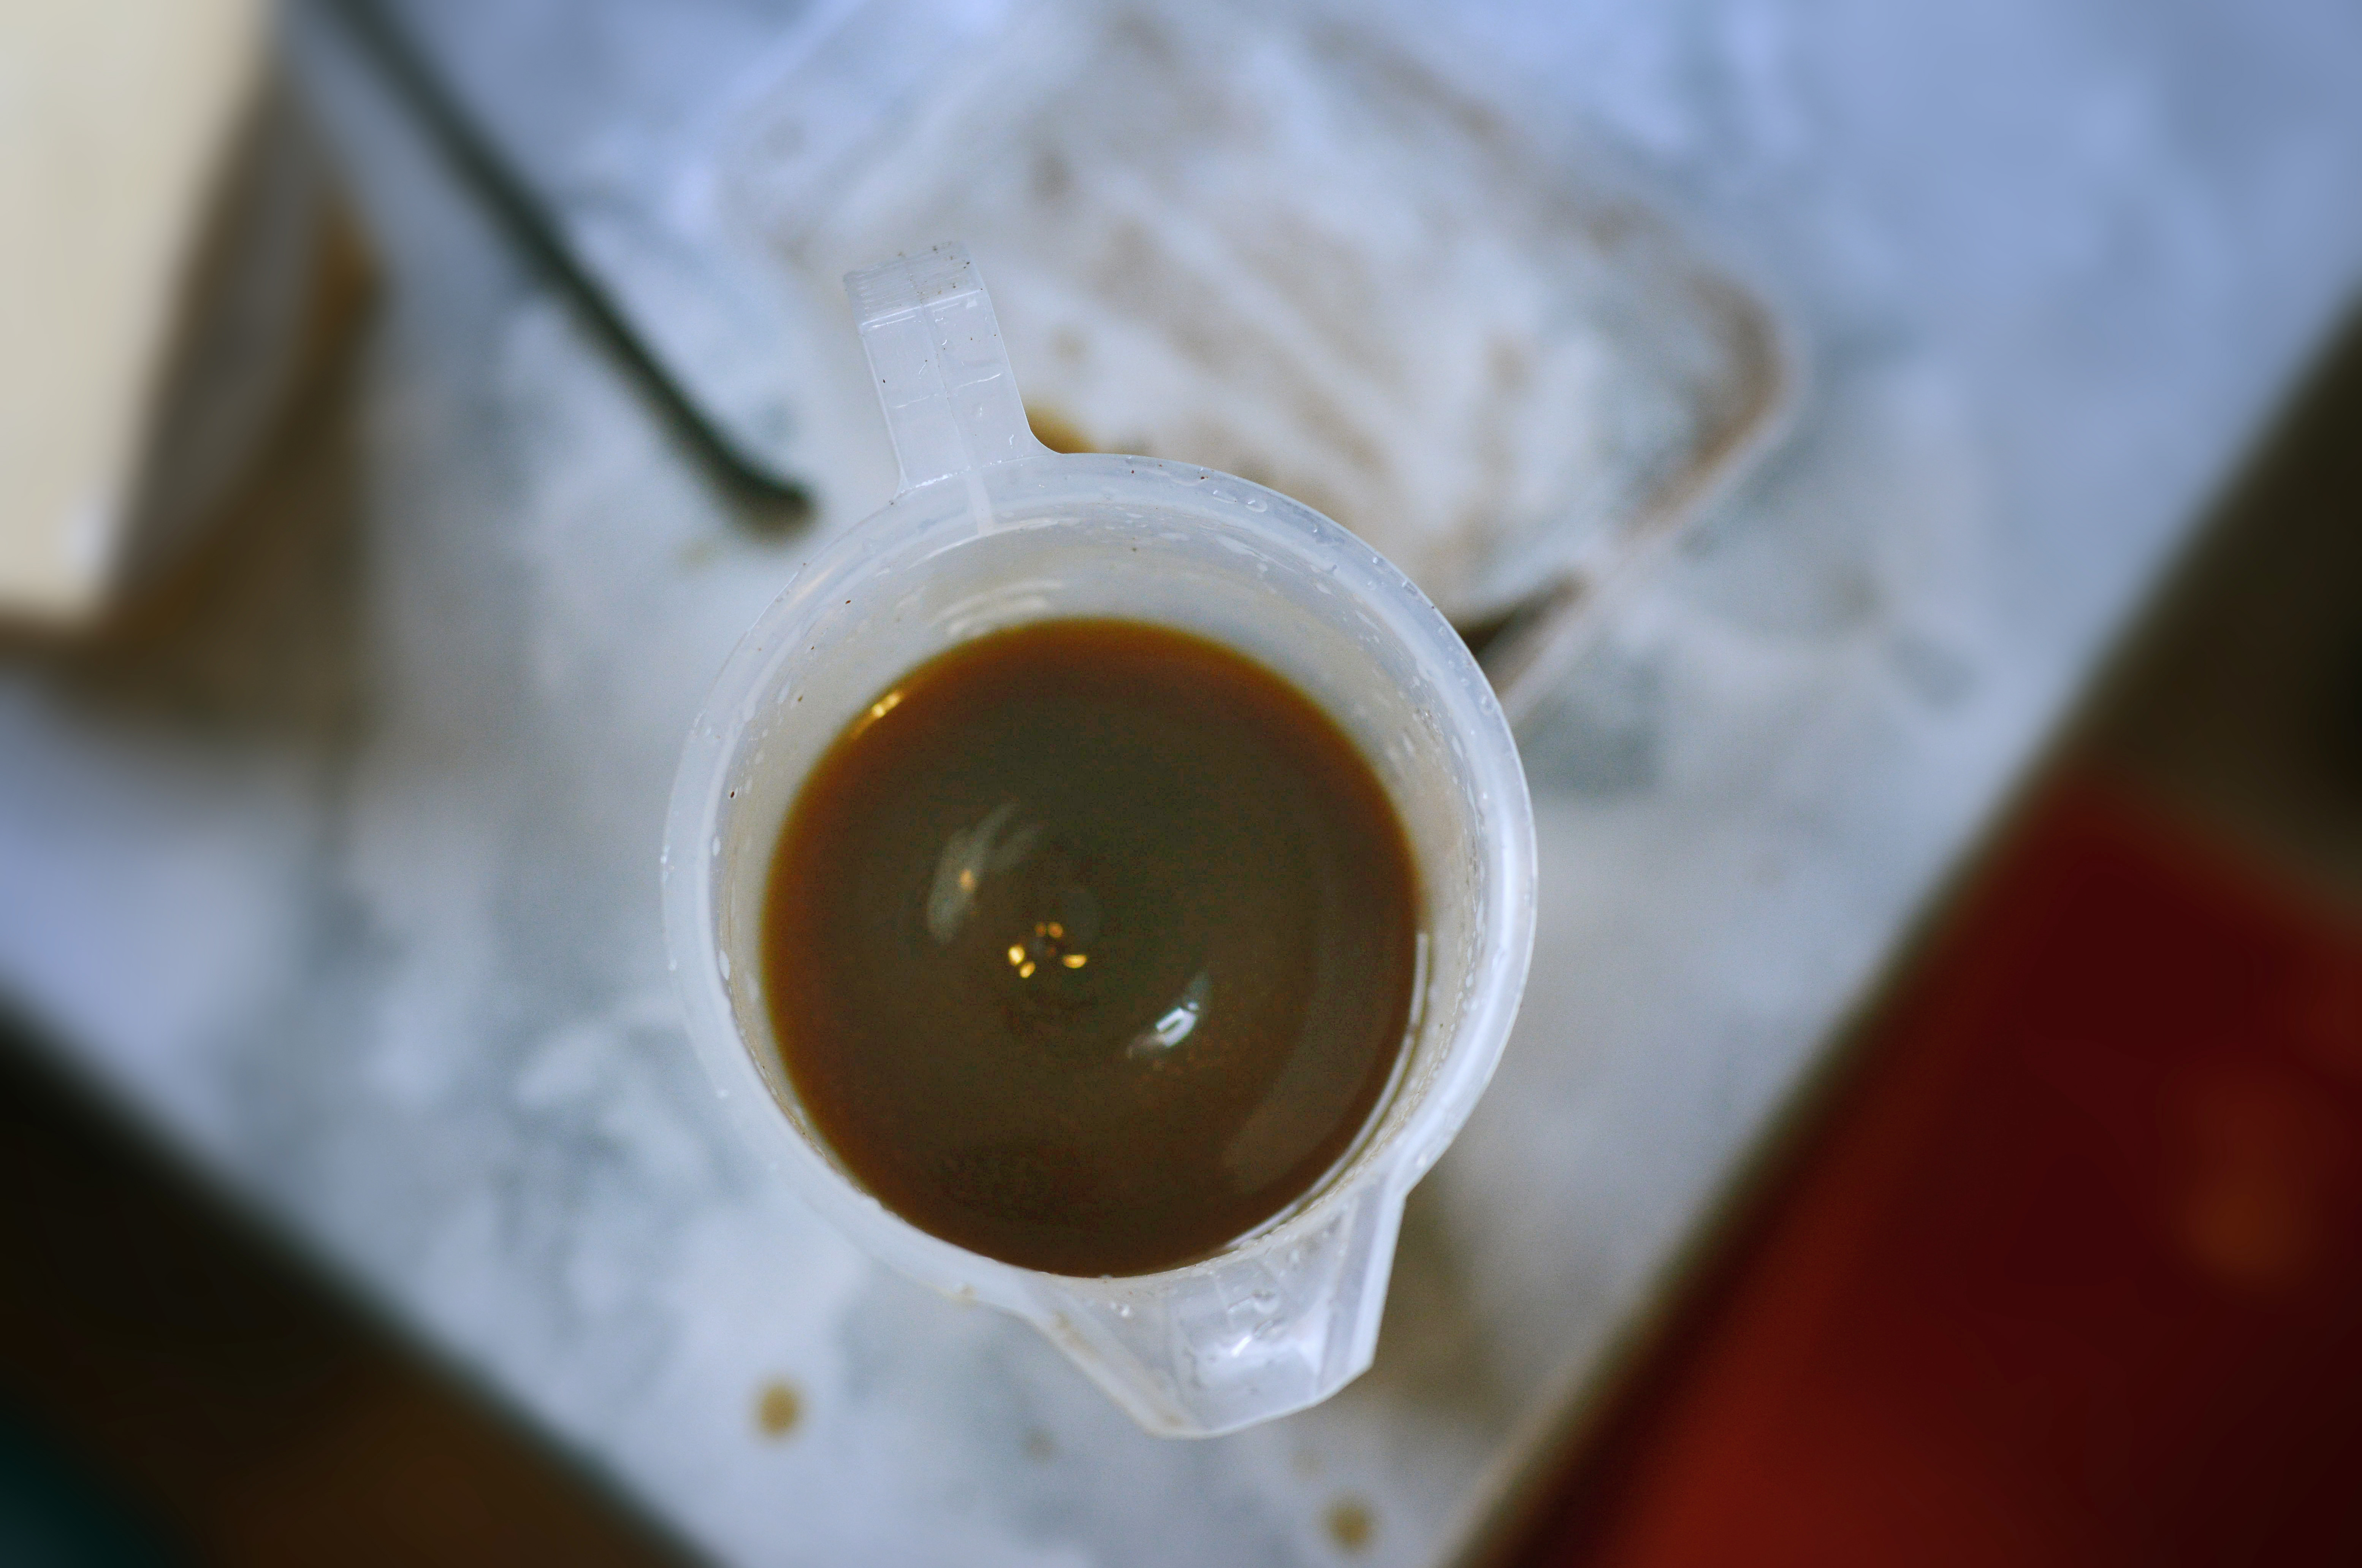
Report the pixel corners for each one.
[1518,773,2362,1568]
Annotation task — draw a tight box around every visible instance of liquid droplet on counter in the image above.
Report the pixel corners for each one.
[1325,1497,1374,1553]
[754,1378,803,1439]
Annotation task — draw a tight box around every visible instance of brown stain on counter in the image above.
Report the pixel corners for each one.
[1326,1496,1375,1552]
[754,1380,803,1440]
[1027,404,1095,454]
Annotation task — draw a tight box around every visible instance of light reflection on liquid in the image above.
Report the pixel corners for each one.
[1130,972,1212,1059]
[926,800,1041,944]
[927,800,1221,1061]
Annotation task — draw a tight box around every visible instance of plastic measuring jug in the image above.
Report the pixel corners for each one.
[663,243,1536,1436]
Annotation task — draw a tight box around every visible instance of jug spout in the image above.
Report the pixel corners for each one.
[1017,1181,1408,1438]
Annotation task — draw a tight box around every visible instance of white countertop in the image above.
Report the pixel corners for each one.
[2,2,2358,1564]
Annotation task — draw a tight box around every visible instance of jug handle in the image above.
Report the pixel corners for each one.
[844,242,1051,506]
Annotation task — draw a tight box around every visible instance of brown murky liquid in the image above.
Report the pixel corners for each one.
[762,619,1420,1276]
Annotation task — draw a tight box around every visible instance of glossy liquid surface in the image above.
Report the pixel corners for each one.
[762,619,1420,1276]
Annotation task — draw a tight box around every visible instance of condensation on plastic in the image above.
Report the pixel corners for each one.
[663,243,1536,1437]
